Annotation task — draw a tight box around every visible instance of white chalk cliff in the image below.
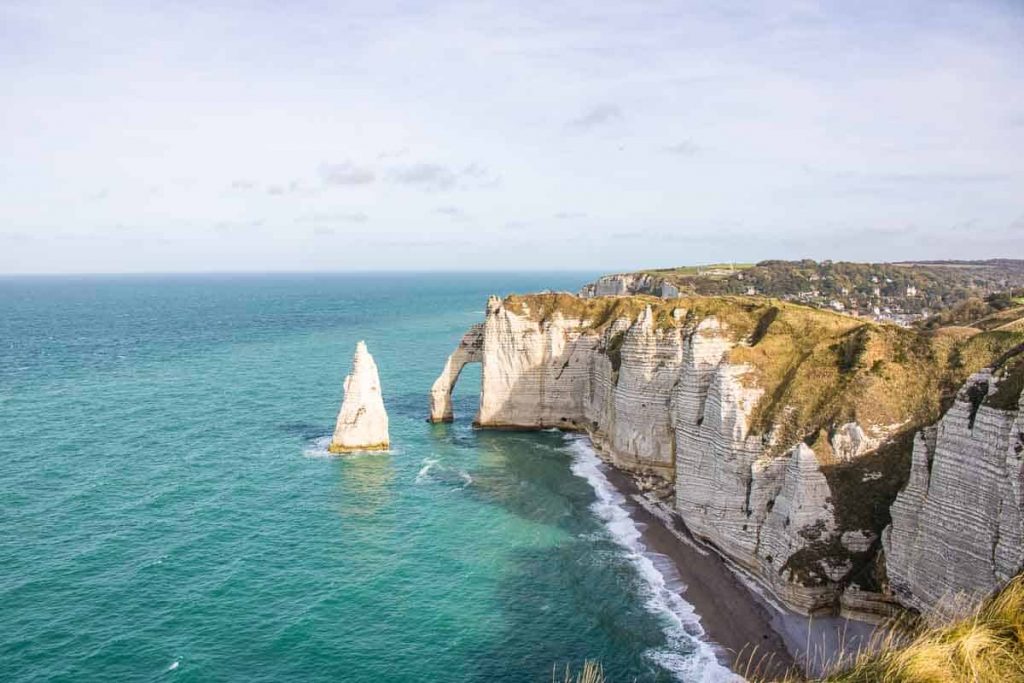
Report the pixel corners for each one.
[429,293,1024,617]
[431,295,877,612]
[884,366,1024,614]
[330,341,389,453]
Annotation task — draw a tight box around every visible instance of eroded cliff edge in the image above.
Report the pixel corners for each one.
[430,292,1024,618]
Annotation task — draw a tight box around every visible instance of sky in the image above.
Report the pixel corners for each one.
[1,0,1022,274]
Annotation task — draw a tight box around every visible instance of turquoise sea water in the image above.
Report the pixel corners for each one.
[0,274,728,682]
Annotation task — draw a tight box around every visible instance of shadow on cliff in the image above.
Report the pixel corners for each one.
[819,428,917,593]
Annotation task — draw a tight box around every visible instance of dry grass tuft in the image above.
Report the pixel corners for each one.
[553,660,606,683]
[752,574,1024,683]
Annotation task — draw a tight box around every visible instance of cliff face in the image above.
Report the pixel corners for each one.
[430,293,1024,616]
[884,361,1024,613]
[330,341,390,453]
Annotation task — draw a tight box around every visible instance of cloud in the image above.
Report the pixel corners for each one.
[390,163,498,191]
[297,211,368,224]
[377,147,409,160]
[265,180,323,197]
[665,140,700,156]
[818,169,1011,187]
[567,104,622,130]
[435,205,467,219]
[318,162,376,186]
[212,219,266,233]
[391,163,458,190]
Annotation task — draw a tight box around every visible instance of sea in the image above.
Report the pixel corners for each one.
[0,273,735,682]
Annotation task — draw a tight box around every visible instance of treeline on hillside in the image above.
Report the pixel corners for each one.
[648,259,1024,316]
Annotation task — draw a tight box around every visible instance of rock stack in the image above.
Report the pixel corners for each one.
[329,341,390,453]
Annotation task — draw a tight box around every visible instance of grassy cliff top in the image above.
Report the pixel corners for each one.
[502,291,855,336]
[501,293,1024,464]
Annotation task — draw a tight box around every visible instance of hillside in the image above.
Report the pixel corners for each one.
[580,259,1024,327]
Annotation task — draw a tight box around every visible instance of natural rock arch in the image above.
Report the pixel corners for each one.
[428,323,485,422]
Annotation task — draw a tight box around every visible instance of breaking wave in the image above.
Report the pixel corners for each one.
[563,435,741,683]
[415,457,472,488]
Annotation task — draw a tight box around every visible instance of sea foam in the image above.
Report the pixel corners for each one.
[564,435,741,683]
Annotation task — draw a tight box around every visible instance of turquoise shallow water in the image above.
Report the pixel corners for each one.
[0,274,723,682]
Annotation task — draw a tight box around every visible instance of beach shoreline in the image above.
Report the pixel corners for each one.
[598,458,878,680]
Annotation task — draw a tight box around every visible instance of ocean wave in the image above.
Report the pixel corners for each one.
[415,458,473,489]
[302,436,334,458]
[563,435,741,683]
[415,458,439,483]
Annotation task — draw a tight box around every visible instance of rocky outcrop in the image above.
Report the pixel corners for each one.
[884,367,1024,613]
[429,323,484,423]
[329,341,390,453]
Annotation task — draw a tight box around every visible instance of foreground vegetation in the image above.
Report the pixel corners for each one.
[762,575,1024,682]
[557,575,1024,682]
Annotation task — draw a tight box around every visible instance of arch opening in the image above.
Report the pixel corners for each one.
[428,323,484,423]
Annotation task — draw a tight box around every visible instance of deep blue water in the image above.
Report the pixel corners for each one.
[0,273,726,682]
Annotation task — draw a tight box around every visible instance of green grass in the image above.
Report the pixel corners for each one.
[984,345,1024,410]
[640,262,756,277]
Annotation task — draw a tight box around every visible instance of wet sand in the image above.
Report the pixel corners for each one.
[604,468,877,680]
